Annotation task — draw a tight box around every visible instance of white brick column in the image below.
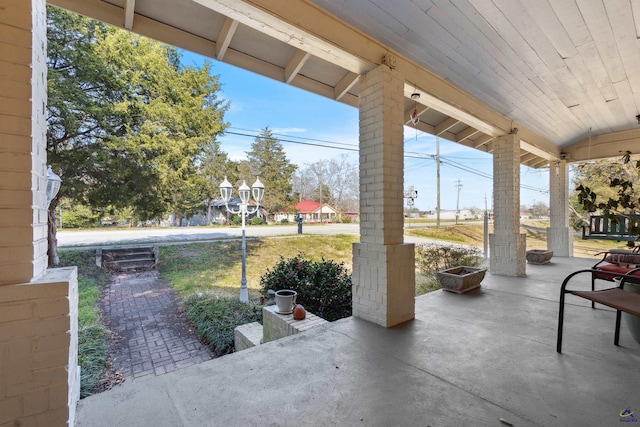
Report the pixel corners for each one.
[489,134,526,276]
[0,2,80,425]
[547,160,573,256]
[352,65,415,327]
[0,0,48,284]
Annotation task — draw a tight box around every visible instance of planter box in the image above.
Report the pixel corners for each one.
[437,266,486,294]
[526,249,554,265]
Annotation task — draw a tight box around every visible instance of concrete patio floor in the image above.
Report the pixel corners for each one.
[76,256,640,426]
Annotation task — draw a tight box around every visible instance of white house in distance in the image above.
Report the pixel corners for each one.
[275,200,340,223]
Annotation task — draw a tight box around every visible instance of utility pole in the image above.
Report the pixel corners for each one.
[436,136,441,228]
[455,178,462,225]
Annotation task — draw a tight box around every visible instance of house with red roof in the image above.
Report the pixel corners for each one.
[275,199,341,223]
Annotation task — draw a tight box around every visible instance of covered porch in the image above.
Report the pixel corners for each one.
[3,1,640,424]
[76,256,640,426]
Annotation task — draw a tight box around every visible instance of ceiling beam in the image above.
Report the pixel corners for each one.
[456,126,479,143]
[216,17,238,61]
[520,153,537,163]
[124,0,135,30]
[471,135,493,149]
[562,128,640,162]
[520,139,558,162]
[403,85,503,138]
[404,105,430,126]
[194,0,374,74]
[49,0,219,56]
[435,117,459,136]
[334,72,359,101]
[529,158,549,169]
[285,49,311,84]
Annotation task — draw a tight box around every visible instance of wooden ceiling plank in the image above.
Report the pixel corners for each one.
[579,0,627,84]
[334,71,359,101]
[216,17,238,61]
[284,49,311,84]
[605,1,640,94]
[124,0,135,30]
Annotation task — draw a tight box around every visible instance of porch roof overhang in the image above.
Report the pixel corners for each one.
[48,0,640,168]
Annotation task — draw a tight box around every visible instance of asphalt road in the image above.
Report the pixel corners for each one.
[57,223,361,248]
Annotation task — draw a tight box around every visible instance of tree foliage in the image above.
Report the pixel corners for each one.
[46,6,229,262]
[245,127,297,212]
[573,154,640,240]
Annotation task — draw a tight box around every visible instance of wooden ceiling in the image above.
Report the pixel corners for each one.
[48,0,640,167]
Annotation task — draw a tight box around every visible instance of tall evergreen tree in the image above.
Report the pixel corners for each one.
[245,127,297,212]
[46,6,228,263]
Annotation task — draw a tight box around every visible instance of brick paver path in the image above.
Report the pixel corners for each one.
[101,271,212,380]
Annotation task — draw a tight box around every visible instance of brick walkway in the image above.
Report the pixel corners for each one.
[101,271,212,380]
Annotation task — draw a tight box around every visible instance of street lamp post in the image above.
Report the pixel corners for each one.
[219,176,265,302]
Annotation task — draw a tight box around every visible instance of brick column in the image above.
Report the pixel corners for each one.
[0,2,80,425]
[547,160,573,256]
[0,0,48,284]
[352,65,415,327]
[489,134,526,276]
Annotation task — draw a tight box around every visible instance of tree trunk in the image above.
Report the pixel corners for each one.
[48,204,59,267]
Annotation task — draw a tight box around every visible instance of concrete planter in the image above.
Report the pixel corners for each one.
[526,249,554,264]
[437,266,486,294]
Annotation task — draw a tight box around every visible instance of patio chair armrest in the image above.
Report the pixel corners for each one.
[560,269,596,293]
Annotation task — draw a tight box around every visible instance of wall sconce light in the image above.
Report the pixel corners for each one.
[636,114,640,124]
[46,165,61,208]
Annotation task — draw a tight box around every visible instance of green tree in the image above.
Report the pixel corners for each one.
[199,141,238,224]
[245,127,297,212]
[46,6,228,263]
[573,153,640,242]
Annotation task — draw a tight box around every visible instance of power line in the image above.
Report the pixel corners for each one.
[223,129,549,194]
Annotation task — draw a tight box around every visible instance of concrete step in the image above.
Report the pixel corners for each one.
[97,246,158,272]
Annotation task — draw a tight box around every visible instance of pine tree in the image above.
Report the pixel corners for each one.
[245,127,297,212]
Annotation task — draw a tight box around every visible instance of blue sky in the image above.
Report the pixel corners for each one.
[181,51,550,212]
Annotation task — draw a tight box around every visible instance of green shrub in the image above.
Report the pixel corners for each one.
[250,216,265,225]
[414,244,483,295]
[260,254,352,321]
[280,218,290,224]
[340,215,352,223]
[183,295,262,356]
[230,214,242,226]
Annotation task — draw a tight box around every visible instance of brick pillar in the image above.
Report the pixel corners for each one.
[0,0,49,284]
[547,160,573,256]
[0,2,80,425]
[489,134,526,276]
[352,65,415,327]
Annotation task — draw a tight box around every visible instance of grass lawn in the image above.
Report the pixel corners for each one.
[158,233,358,299]
[58,250,111,398]
[405,223,621,258]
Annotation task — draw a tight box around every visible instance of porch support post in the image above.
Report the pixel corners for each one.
[0,1,80,425]
[0,0,49,283]
[352,64,415,327]
[547,160,573,256]
[489,134,526,276]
